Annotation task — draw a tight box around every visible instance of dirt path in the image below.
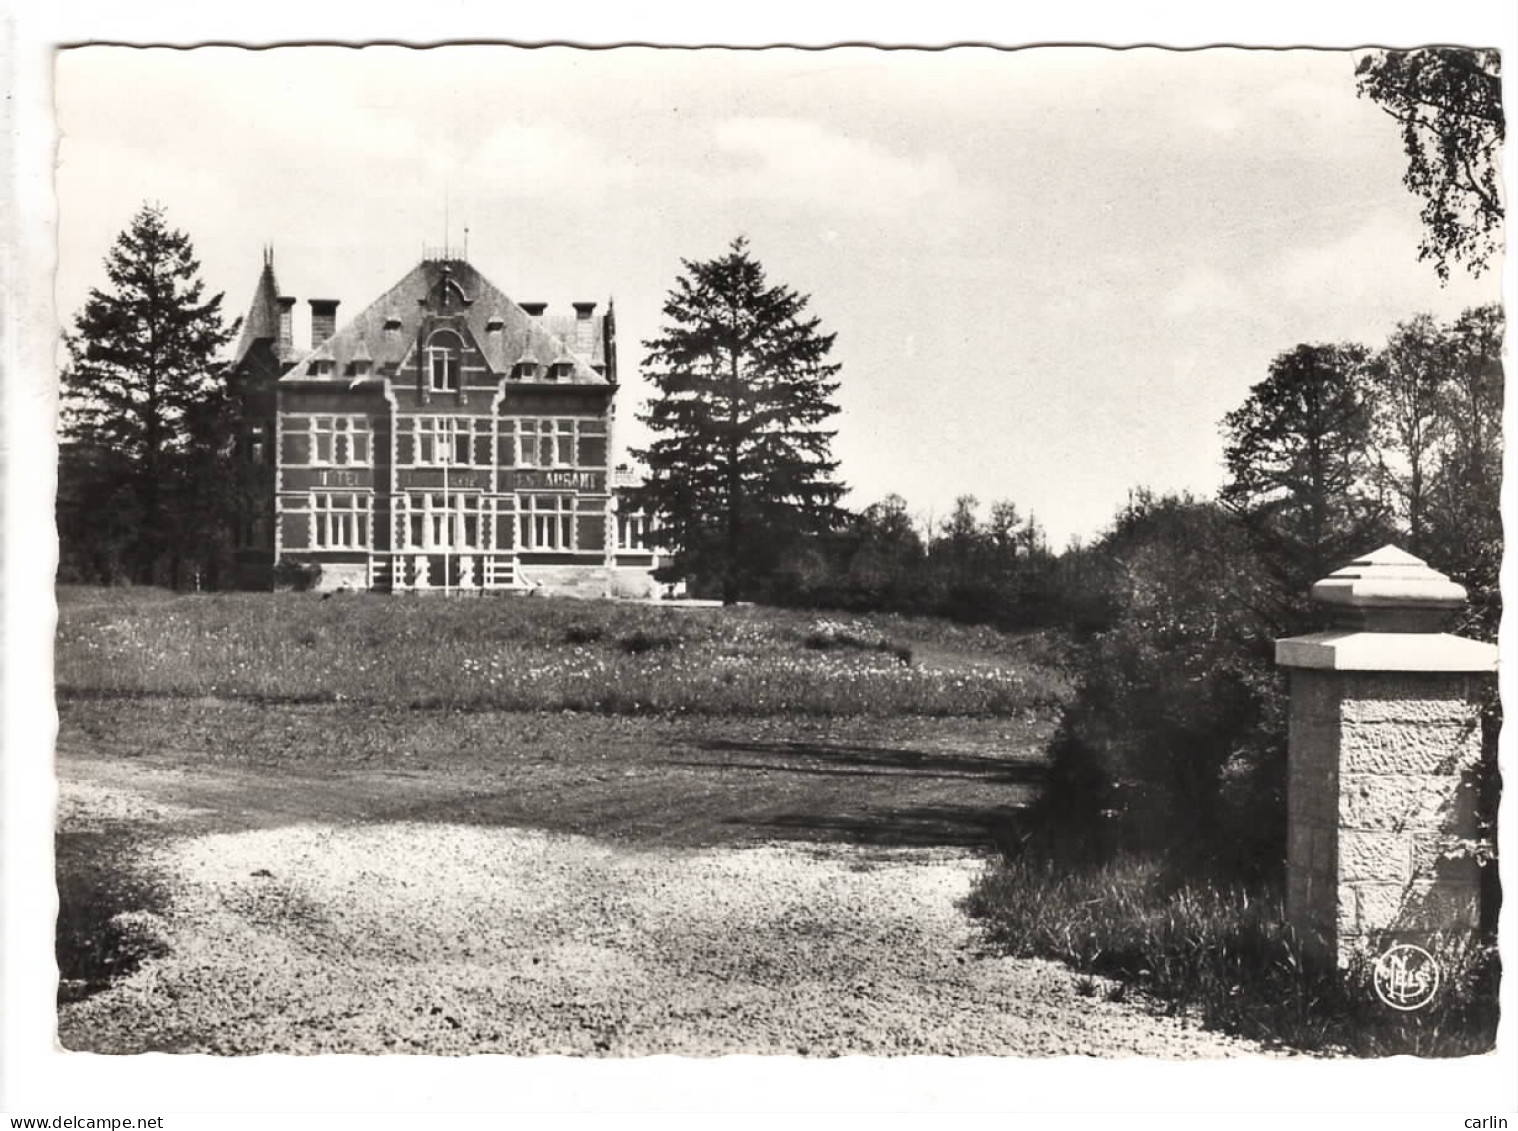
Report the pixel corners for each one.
[58,768,1267,1058]
[56,699,1051,848]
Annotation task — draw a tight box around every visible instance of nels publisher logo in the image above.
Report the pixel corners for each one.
[1372,943,1442,1011]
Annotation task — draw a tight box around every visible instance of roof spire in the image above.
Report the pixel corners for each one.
[232,244,285,366]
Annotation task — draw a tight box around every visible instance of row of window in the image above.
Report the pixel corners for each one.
[280,415,606,469]
[281,416,374,467]
[405,416,492,467]
[396,416,583,469]
[285,491,590,552]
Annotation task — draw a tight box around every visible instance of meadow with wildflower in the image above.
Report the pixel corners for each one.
[55,587,1068,718]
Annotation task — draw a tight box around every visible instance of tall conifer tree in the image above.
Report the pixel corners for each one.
[631,238,846,603]
[60,204,235,584]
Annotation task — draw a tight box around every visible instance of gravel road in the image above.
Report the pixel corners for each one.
[59,779,1268,1057]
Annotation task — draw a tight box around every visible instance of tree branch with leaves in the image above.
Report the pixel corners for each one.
[1356,48,1504,281]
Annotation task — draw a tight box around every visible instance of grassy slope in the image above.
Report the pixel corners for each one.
[56,587,1069,717]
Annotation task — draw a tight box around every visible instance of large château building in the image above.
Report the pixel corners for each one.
[230,248,659,595]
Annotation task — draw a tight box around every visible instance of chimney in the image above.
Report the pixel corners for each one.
[276,296,296,355]
[572,301,597,356]
[520,302,547,319]
[603,296,617,384]
[309,299,340,348]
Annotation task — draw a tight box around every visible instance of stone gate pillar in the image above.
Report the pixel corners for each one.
[1275,546,1497,968]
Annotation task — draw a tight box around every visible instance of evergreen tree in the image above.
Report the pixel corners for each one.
[631,238,846,603]
[60,204,235,584]
[176,381,253,590]
[1219,342,1390,619]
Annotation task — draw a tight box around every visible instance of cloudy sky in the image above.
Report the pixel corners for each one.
[54,45,1500,545]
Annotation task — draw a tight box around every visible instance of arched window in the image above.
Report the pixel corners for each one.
[427,330,463,392]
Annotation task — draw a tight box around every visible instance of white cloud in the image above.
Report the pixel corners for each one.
[1161,264,1253,317]
[708,117,972,221]
[462,124,639,204]
[1264,210,1498,317]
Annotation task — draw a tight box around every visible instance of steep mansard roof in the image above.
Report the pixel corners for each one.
[279,258,611,387]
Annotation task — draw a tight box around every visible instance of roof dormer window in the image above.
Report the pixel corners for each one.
[383,316,402,332]
[427,329,463,392]
[486,316,505,333]
[515,361,537,381]
[550,362,573,382]
[350,341,373,378]
[310,358,335,378]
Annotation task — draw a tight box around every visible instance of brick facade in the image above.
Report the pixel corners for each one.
[231,250,658,595]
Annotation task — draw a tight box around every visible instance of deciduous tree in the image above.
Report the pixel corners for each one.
[1367,314,1449,555]
[1220,342,1389,612]
[844,494,926,608]
[1356,48,1504,281]
[1423,304,1504,637]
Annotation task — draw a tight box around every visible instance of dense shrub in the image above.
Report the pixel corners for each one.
[1024,494,1290,882]
[272,559,321,592]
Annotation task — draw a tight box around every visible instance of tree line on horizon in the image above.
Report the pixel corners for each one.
[55,205,1502,639]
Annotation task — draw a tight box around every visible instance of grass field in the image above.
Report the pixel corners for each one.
[55,587,1069,717]
[55,587,1066,856]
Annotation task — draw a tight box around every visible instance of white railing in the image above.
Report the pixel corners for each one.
[378,552,517,593]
